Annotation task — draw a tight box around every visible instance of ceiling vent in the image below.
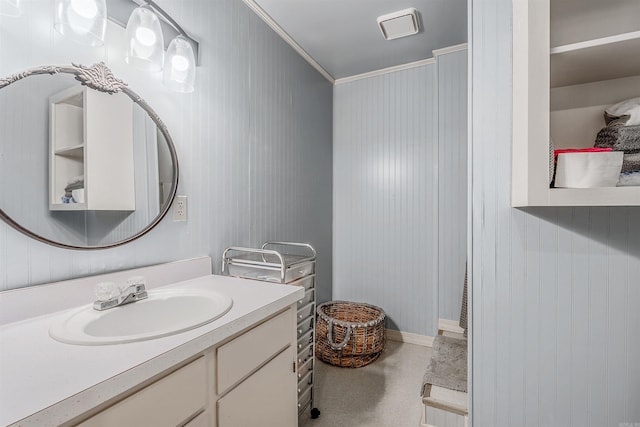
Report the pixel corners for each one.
[377,8,420,41]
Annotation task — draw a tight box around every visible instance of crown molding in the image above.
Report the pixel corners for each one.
[241,0,335,84]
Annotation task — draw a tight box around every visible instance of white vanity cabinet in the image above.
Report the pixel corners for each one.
[512,0,640,206]
[71,306,298,427]
[49,85,135,211]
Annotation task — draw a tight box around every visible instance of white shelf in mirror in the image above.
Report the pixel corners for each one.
[50,202,88,211]
[54,143,84,157]
[49,85,136,212]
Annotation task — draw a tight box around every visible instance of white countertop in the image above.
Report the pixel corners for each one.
[0,275,304,427]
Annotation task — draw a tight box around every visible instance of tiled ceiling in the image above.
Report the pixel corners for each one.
[251,0,467,80]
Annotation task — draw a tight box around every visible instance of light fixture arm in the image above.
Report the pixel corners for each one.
[140,1,187,40]
[106,0,200,65]
[136,0,199,65]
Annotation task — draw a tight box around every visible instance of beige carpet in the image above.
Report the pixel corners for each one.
[299,340,431,427]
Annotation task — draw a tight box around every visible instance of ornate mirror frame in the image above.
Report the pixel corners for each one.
[0,62,179,250]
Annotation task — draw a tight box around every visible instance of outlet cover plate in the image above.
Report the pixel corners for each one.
[173,195,187,221]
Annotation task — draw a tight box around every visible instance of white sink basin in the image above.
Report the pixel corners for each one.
[49,288,233,345]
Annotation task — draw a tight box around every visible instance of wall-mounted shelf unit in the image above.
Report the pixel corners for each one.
[512,0,640,207]
[49,85,136,211]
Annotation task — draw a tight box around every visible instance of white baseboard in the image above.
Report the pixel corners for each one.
[438,318,465,335]
[386,329,434,347]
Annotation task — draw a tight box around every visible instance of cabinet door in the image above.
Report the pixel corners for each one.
[218,346,296,427]
[183,409,211,427]
[217,308,292,395]
[77,357,207,427]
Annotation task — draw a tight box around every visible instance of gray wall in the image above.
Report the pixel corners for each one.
[471,1,640,426]
[0,0,333,304]
[438,50,468,321]
[333,50,467,335]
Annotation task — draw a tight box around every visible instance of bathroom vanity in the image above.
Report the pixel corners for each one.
[0,257,304,427]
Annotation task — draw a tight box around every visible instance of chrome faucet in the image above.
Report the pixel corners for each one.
[93,283,148,311]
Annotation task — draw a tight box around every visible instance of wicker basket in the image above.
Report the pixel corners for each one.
[316,301,386,368]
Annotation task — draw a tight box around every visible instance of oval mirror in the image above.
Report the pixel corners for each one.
[0,63,179,250]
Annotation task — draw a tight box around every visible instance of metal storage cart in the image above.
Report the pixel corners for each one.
[222,242,321,419]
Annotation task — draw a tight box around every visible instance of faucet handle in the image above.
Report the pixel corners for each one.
[126,275,146,287]
[124,276,147,294]
[95,282,119,301]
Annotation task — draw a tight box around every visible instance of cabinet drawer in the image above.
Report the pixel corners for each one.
[297,357,313,380]
[297,329,313,351]
[298,387,312,412]
[78,357,207,427]
[298,371,313,396]
[217,308,292,395]
[289,274,315,290]
[297,302,315,322]
[297,316,314,338]
[297,289,315,307]
[297,342,313,364]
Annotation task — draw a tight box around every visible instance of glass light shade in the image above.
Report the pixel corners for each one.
[124,5,164,72]
[53,0,107,46]
[0,0,20,16]
[163,36,196,93]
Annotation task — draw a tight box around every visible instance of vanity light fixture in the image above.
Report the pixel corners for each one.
[163,35,196,93]
[124,4,164,71]
[53,0,107,46]
[0,0,21,17]
[123,1,198,92]
[52,0,200,92]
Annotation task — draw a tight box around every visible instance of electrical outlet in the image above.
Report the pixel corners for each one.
[173,195,187,221]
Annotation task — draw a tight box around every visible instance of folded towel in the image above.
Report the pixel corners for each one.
[595,123,640,153]
[618,171,640,187]
[605,97,640,126]
[64,181,85,192]
[622,152,640,173]
[67,175,84,185]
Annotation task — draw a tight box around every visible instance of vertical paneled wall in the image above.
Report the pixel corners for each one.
[334,63,443,336]
[438,50,468,321]
[0,0,332,302]
[471,1,640,426]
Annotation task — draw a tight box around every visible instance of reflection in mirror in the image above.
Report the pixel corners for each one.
[0,64,178,249]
